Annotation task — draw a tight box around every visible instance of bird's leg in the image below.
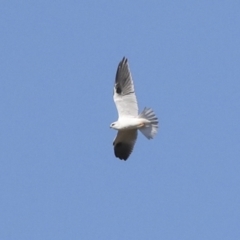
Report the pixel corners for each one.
[138,123,145,128]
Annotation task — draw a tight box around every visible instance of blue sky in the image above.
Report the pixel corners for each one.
[1,1,240,239]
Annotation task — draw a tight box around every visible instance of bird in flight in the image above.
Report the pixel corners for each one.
[110,57,158,161]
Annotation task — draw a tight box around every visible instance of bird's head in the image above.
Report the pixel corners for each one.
[110,121,120,130]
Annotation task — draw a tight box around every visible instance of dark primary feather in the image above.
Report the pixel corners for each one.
[114,142,133,161]
[115,57,134,96]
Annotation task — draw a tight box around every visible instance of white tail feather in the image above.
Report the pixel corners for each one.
[139,108,158,139]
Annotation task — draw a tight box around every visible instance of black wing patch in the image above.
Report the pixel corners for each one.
[114,141,133,161]
[116,84,122,94]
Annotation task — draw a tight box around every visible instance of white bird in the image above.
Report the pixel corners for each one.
[110,57,158,160]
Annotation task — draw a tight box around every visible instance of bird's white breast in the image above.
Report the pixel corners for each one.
[118,117,142,130]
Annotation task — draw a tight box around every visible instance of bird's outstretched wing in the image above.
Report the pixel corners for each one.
[113,130,138,160]
[113,57,138,117]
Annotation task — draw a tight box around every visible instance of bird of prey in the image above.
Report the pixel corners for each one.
[110,57,158,161]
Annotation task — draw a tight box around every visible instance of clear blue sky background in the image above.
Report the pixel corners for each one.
[1,1,240,239]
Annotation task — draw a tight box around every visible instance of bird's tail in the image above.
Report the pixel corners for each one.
[138,107,158,139]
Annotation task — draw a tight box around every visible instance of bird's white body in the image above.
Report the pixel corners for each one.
[111,117,148,130]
